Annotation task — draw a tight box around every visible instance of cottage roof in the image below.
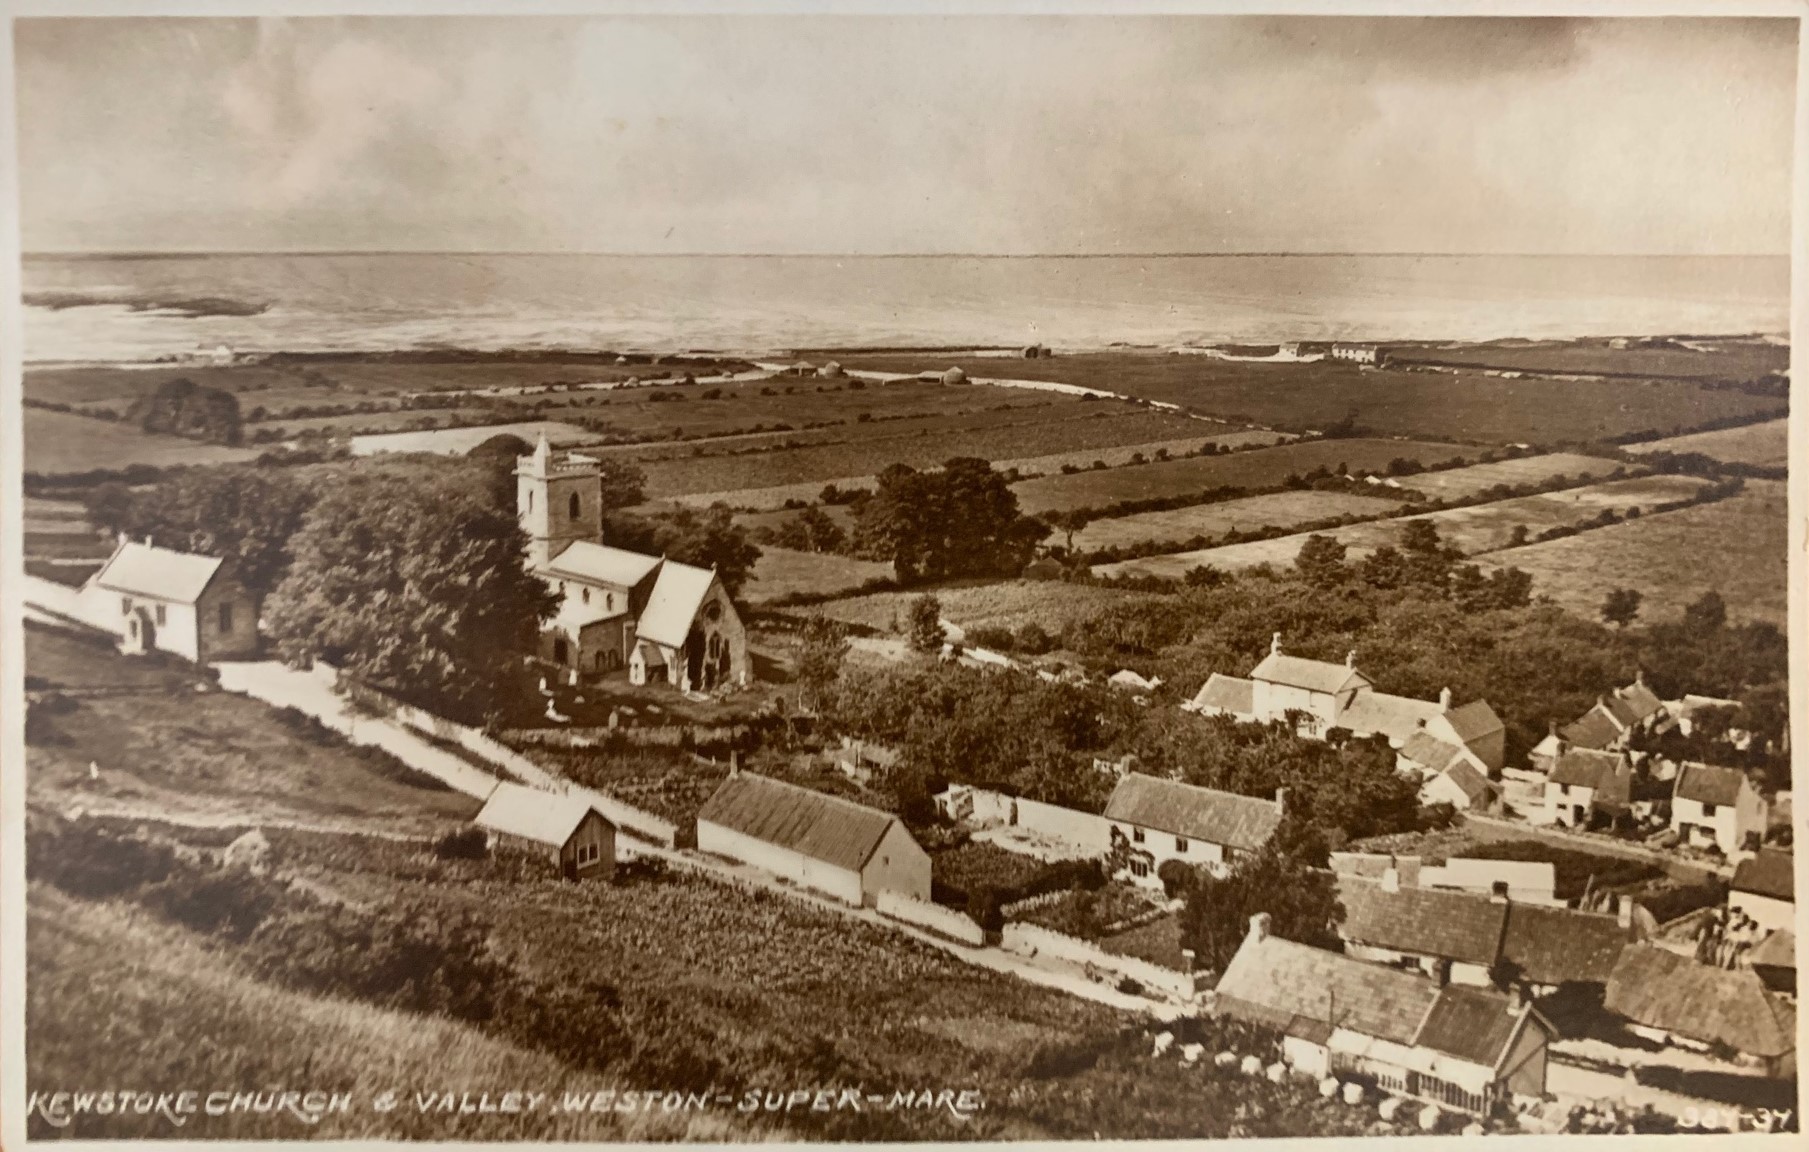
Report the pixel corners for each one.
[1605,944,1796,1059]
[1190,673,1254,715]
[91,540,224,604]
[1413,984,1529,1068]
[1499,904,1634,986]
[1400,731,1463,774]
[1733,849,1795,903]
[1444,700,1506,743]
[1336,875,1509,967]
[1438,761,1493,806]
[1103,773,1281,852]
[698,772,901,874]
[1329,852,1423,888]
[1336,691,1442,743]
[1249,652,1369,696]
[1674,762,1749,808]
[1748,929,1797,972]
[1560,707,1624,751]
[638,560,721,649]
[544,542,663,590]
[1615,678,1664,722]
[1550,748,1631,808]
[474,782,608,848]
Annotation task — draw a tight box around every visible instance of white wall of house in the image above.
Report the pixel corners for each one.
[696,820,864,905]
[89,590,201,661]
[1250,680,1339,733]
[1673,791,1766,856]
[1729,891,1795,934]
[1113,819,1231,883]
[1543,781,1596,827]
[861,821,932,905]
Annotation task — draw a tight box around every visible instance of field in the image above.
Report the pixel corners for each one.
[1624,419,1789,467]
[25,624,479,835]
[995,429,1288,478]
[740,546,896,605]
[23,407,259,475]
[1391,452,1631,500]
[1009,438,1469,516]
[1068,490,1405,553]
[826,352,1787,445]
[349,420,598,456]
[1095,475,1712,580]
[1383,336,1787,381]
[1478,479,1788,627]
[806,580,1161,638]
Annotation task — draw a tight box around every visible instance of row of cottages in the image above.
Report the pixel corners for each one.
[474,781,617,881]
[1604,944,1796,1078]
[1530,673,1666,765]
[517,435,749,692]
[697,771,931,907]
[72,538,261,665]
[1186,635,1505,779]
[1214,913,1555,1115]
[1101,772,1283,887]
[1540,749,1767,856]
[1333,871,1640,998]
[1330,852,1561,906]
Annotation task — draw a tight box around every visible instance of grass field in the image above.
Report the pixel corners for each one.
[1009,438,1468,516]
[1624,419,1789,467]
[1383,336,1787,380]
[1095,475,1712,580]
[741,546,896,605]
[25,625,478,835]
[995,429,1288,478]
[1391,452,1631,500]
[349,419,598,456]
[1478,480,1787,628]
[1068,490,1405,553]
[827,352,1786,445]
[807,580,1161,637]
[24,407,258,475]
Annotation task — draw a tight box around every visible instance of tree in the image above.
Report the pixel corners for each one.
[1177,844,1344,977]
[264,470,558,724]
[131,377,242,445]
[776,505,847,554]
[794,614,850,711]
[81,481,136,537]
[113,467,316,599]
[652,505,762,597]
[1294,534,1348,588]
[1044,509,1089,554]
[906,595,944,653]
[1601,588,1643,629]
[1684,590,1728,635]
[855,458,1042,583]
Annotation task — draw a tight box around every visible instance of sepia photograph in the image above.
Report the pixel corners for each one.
[3,5,1803,1144]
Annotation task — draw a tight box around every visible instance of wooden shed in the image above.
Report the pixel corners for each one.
[474,782,616,881]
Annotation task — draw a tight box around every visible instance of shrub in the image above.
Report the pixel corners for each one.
[29,818,178,899]
[435,826,490,860]
[140,868,288,942]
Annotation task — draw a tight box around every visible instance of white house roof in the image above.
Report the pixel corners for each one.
[1249,652,1369,696]
[543,542,663,589]
[1422,858,1556,897]
[474,782,607,848]
[1189,673,1255,714]
[638,560,719,649]
[91,540,224,604]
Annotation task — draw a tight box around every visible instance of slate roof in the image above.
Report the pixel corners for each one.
[1605,944,1796,1059]
[91,541,224,604]
[1190,673,1254,715]
[1400,731,1463,774]
[638,561,720,649]
[544,542,663,589]
[1336,875,1509,967]
[475,782,609,848]
[1747,930,1797,972]
[1103,773,1282,852]
[698,772,901,874]
[1620,679,1663,718]
[1549,748,1631,809]
[1560,707,1624,751]
[551,592,629,633]
[1444,700,1506,743]
[1249,652,1369,696]
[1499,903,1634,986]
[1733,849,1795,903]
[1414,984,1527,1068]
[1674,762,1749,808]
[1337,691,1442,743]
[1438,761,1493,806]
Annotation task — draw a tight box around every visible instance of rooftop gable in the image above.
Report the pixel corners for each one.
[1733,849,1795,903]
[1443,699,1506,743]
[1249,651,1369,696]
[1336,875,1509,967]
[1674,762,1751,808]
[1215,932,1438,1047]
[475,782,608,848]
[638,560,722,649]
[1103,773,1281,852]
[698,772,901,874]
[91,540,225,605]
[1189,673,1254,715]
[543,542,664,590]
[1560,708,1624,751]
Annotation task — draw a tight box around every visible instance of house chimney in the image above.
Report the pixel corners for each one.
[1274,787,1288,816]
[1345,649,1357,670]
[1248,912,1272,943]
[1270,632,1282,657]
[144,535,154,548]
[1507,985,1525,1012]
[1616,896,1633,929]
[1635,669,1646,688]
[1439,687,1453,712]
[1381,867,1400,893]
[728,750,740,777]
[1597,695,1607,710]
[1432,957,1451,989]
[1490,880,1510,904]
[1181,948,1197,974]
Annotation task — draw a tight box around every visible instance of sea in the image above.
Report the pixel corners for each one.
[20,252,1790,364]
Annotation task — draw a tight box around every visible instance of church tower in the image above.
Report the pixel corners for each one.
[516,434,603,567]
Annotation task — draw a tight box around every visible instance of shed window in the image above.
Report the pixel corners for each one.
[576,841,599,865]
[217,603,232,632]
[1175,836,1188,853]
[155,604,167,626]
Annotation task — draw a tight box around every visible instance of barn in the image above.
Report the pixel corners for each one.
[474,782,616,881]
[696,772,931,906]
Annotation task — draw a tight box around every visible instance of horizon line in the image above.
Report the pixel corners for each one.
[22,248,1791,260]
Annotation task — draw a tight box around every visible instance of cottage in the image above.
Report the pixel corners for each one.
[1329,343,1380,365]
[473,782,616,881]
[79,538,259,665]
[1730,849,1795,934]
[1540,748,1632,829]
[1605,944,1796,1077]
[1542,674,1665,757]
[1670,762,1767,857]
[696,772,930,906]
[518,436,749,692]
[1187,636,1504,772]
[1102,772,1283,886]
[1214,914,1554,1114]
[1419,759,1494,812]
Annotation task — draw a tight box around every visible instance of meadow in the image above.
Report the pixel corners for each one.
[1066,490,1405,553]
[1382,336,1787,381]
[1391,451,1630,500]
[24,406,259,475]
[741,546,896,605]
[1009,438,1468,516]
[1624,418,1789,467]
[806,580,1162,638]
[826,352,1787,445]
[1477,480,1788,628]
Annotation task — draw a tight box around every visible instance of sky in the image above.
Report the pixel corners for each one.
[13,15,1799,256]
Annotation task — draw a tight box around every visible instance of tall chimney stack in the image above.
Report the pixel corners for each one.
[1274,787,1289,817]
[1439,686,1453,712]
[1270,632,1282,657]
[1247,912,1272,944]
[1345,649,1357,670]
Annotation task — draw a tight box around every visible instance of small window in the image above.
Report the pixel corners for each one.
[1175,837,1188,853]
[582,588,590,604]
[553,638,569,664]
[121,597,132,616]
[155,604,167,626]
[569,492,582,520]
[218,603,233,632]
[1130,859,1151,878]
[527,491,534,513]
[606,593,614,610]
[1702,802,1718,818]
[1131,827,1145,844]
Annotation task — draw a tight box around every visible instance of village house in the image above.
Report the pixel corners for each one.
[1101,772,1283,887]
[1186,636,1505,774]
[1328,343,1381,365]
[696,771,931,906]
[518,435,749,692]
[1539,747,1633,829]
[1729,848,1795,935]
[1604,944,1796,1078]
[78,538,260,665]
[1531,675,1665,766]
[473,782,616,882]
[1331,853,1560,906]
[1213,913,1555,1115]
[1670,762,1767,857]
[1417,755,1494,812]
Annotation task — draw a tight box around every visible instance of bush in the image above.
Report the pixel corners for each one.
[29,818,179,899]
[435,826,490,860]
[140,868,289,942]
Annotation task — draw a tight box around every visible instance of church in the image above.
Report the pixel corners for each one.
[517,435,750,693]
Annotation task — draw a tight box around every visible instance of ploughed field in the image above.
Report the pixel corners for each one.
[1623,418,1789,467]
[1067,490,1406,554]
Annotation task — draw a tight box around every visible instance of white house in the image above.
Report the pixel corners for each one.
[696,771,931,906]
[78,538,260,665]
[1729,849,1795,935]
[473,782,616,882]
[1328,343,1381,365]
[1419,758,1493,812]
[1544,674,1666,757]
[1540,748,1633,829]
[1214,913,1554,1115]
[1670,762,1767,857]
[1101,772,1283,887]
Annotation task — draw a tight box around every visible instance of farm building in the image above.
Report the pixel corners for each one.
[696,772,930,906]
[518,435,749,692]
[1539,748,1633,829]
[1214,913,1554,1114]
[1670,762,1767,857]
[1103,773,1283,886]
[1186,635,1505,772]
[1730,849,1795,934]
[1328,343,1380,365]
[473,782,616,881]
[78,538,259,665]
[1331,853,1559,906]
[1605,944,1796,1078]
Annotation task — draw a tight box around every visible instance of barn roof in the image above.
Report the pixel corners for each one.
[1733,849,1795,903]
[1104,773,1281,852]
[1444,699,1506,743]
[544,542,663,589]
[1674,762,1749,808]
[475,782,609,848]
[1336,691,1442,743]
[1249,652,1369,696]
[698,772,901,873]
[1605,944,1796,1059]
[1335,875,1509,967]
[1189,673,1254,715]
[91,540,224,604]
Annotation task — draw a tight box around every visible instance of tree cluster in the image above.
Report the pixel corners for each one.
[129,377,243,445]
[854,457,1044,583]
